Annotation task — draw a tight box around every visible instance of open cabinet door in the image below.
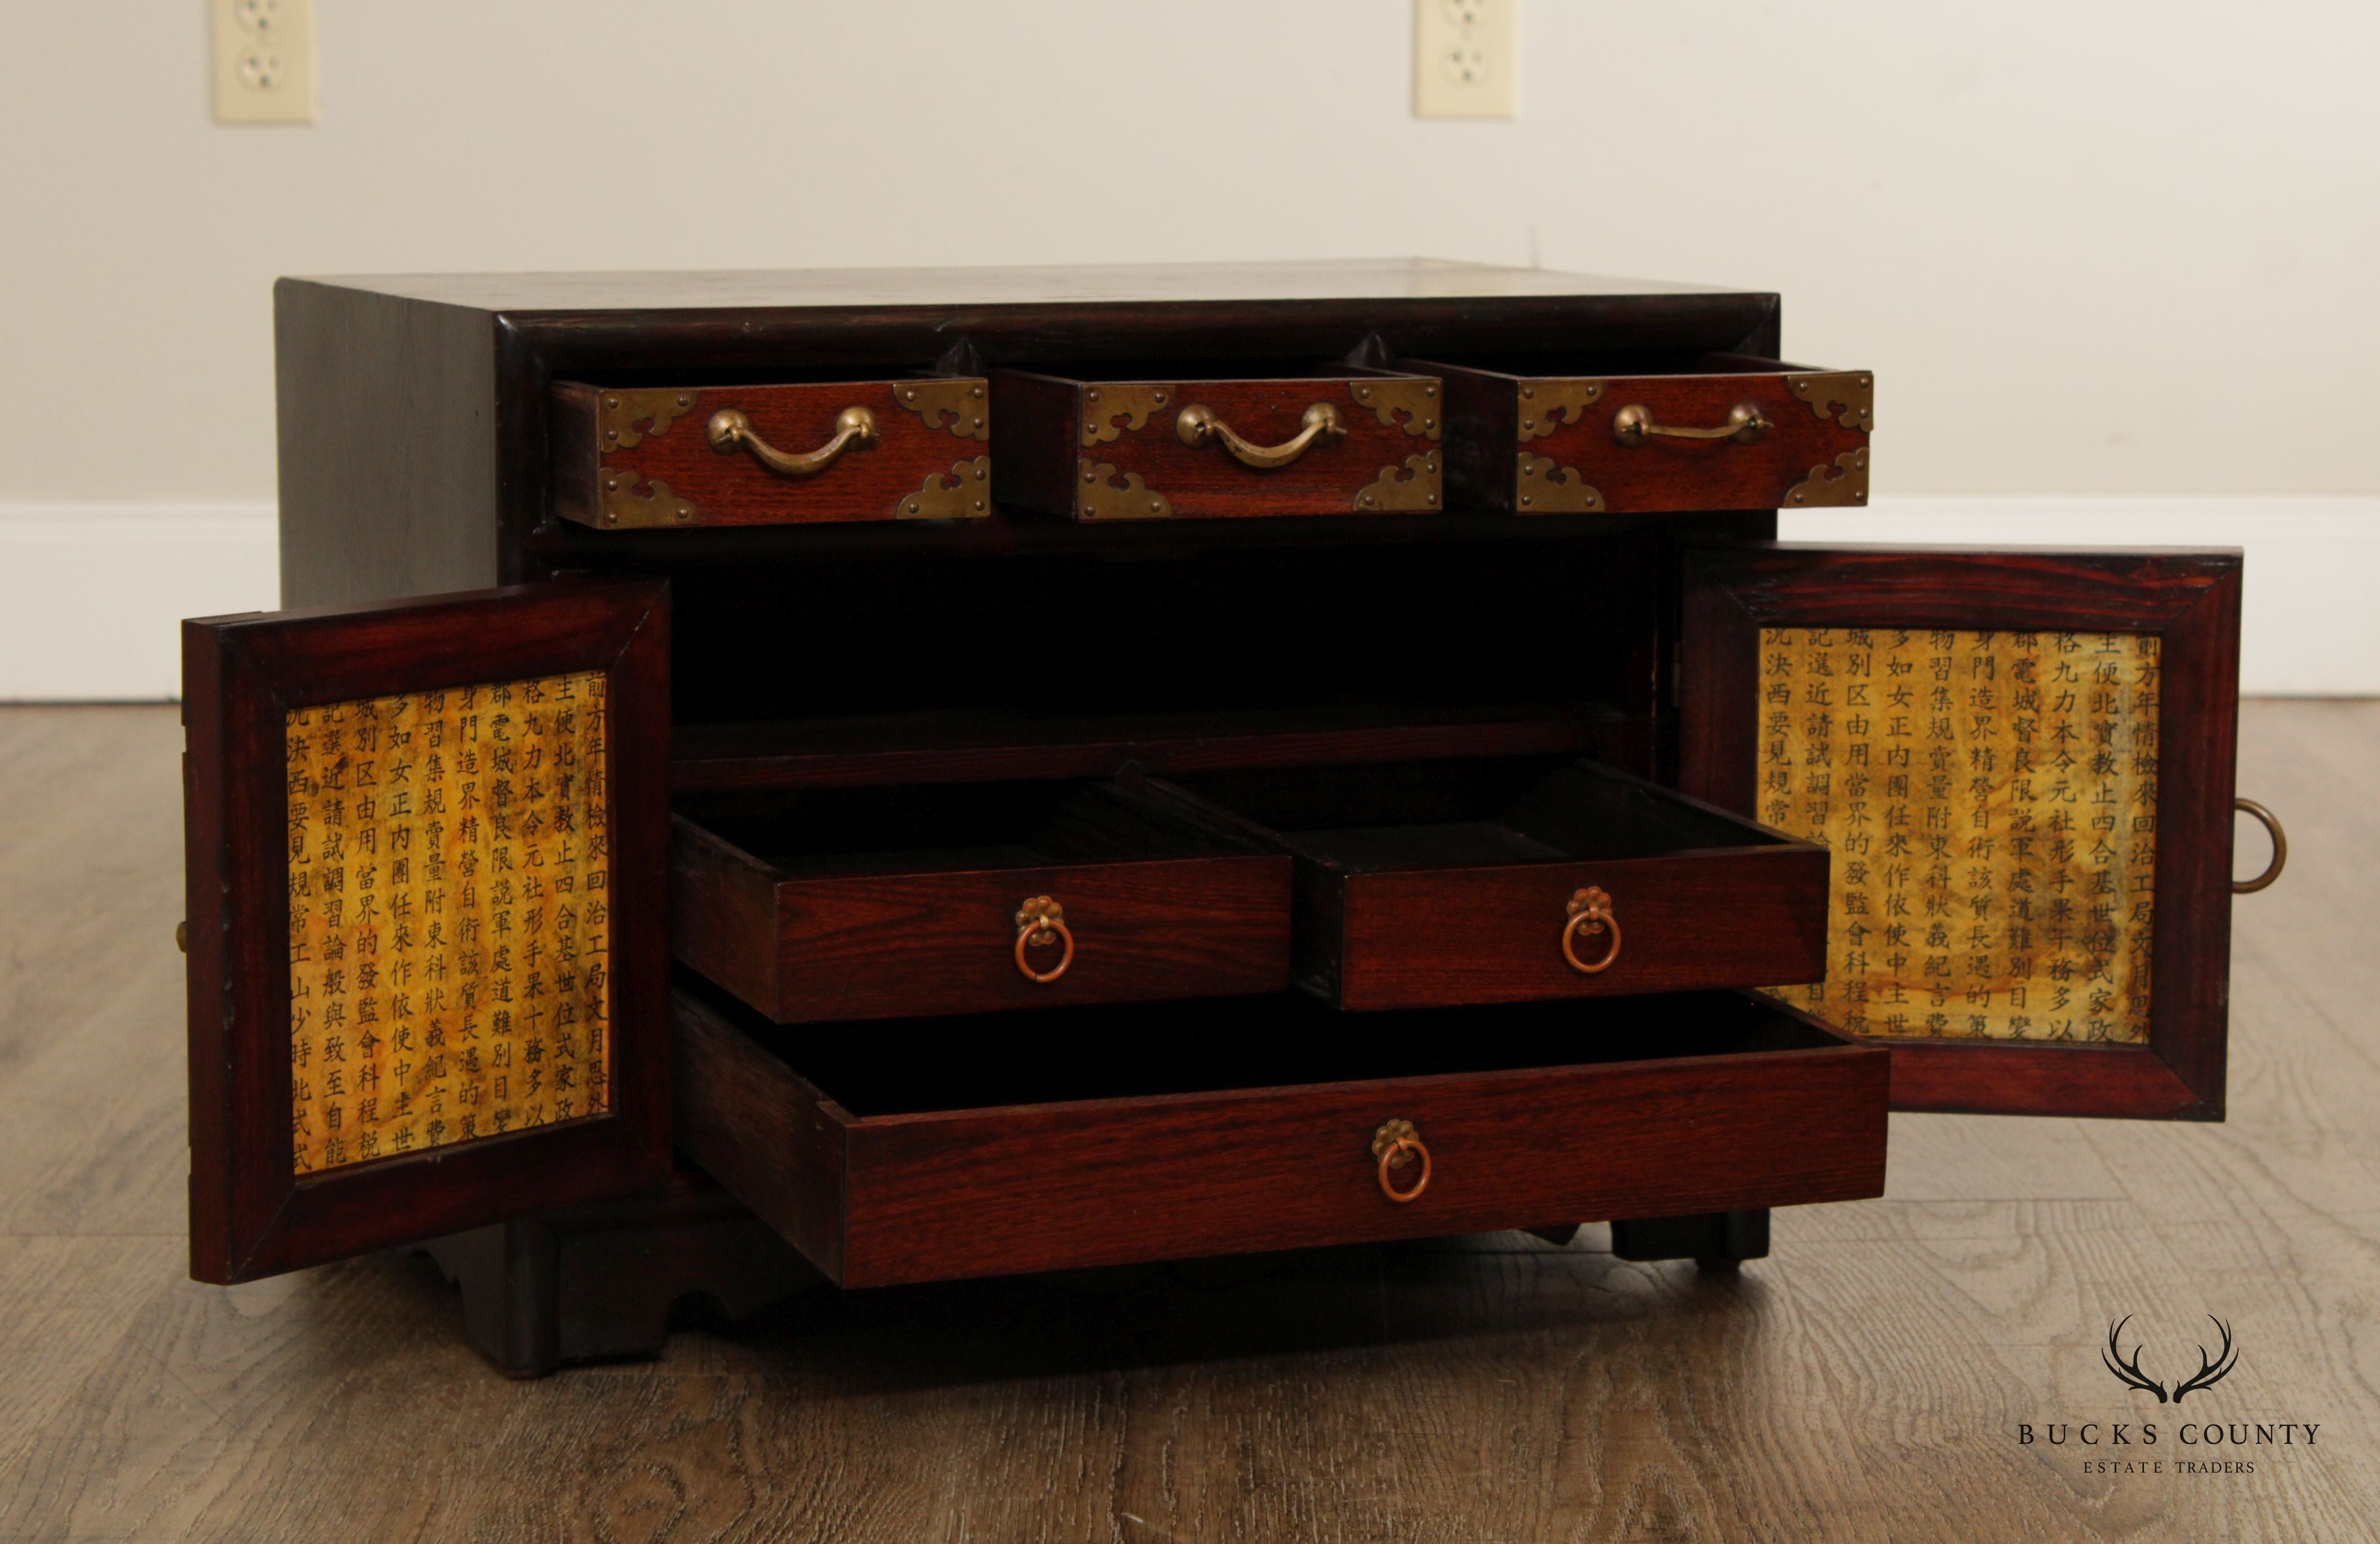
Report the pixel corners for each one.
[182,580,672,1283]
[1679,546,2257,1120]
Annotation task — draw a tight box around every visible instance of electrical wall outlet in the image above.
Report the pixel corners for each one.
[212,0,316,124]
[1414,0,1516,119]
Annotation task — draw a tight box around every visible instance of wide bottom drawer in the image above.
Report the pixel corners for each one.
[672,985,1888,1287]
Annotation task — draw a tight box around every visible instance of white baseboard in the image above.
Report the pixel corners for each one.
[0,498,2370,700]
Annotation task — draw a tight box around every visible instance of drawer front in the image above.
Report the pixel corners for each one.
[1435,363,1871,515]
[674,837,1293,1024]
[670,990,1889,1288]
[553,378,992,528]
[1323,848,1831,1011]
[991,372,1443,520]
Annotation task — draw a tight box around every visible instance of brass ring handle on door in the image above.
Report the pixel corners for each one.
[1014,895,1076,983]
[1371,1119,1432,1204]
[1176,402,1346,469]
[706,405,878,477]
[2233,798,2288,894]
[1610,402,1771,448]
[1562,886,1622,974]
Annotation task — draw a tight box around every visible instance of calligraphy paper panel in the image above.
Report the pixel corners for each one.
[1757,627,2159,1045]
[284,672,612,1173]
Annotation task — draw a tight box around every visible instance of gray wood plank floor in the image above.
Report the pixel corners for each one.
[0,702,2372,1543]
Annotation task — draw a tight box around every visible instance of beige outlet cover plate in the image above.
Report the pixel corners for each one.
[1414,0,1517,119]
[213,0,316,124]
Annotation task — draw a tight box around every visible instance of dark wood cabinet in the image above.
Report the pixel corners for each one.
[178,260,2273,1369]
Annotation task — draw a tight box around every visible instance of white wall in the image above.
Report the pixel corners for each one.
[2,2,2375,695]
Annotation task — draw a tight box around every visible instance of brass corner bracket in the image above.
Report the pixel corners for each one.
[1515,453,1602,513]
[1080,384,1174,446]
[897,456,993,519]
[1784,448,1871,508]
[1516,380,1604,442]
[895,379,991,441]
[1077,460,1172,520]
[599,389,697,452]
[1784,372,1875,433]
[1354,451,1442,512]
[597,469,700,528]
[1349,378,1442,439]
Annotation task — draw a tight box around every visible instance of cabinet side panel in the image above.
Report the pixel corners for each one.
[275,280,501,607]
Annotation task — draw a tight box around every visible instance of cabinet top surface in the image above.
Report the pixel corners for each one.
[285,258,1760,316]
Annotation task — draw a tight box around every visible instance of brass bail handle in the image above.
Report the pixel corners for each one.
[1371,1118,1433,1204]
[1176,401,1346,469]
[708,405,879,477]
[1014,895,1076,983]
[2233,798,2287,895]
[1611,402,1770,448]
[1562,886,1622,974]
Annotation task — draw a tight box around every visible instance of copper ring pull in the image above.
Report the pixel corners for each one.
[706,405,878,477]
[1014,895,1075,983]
[2232,798,2288,895]
[1176,401,1346,469]
[1610,402,1770,448]
[1562,886,1622,974]
[1371,1119,1432,1204]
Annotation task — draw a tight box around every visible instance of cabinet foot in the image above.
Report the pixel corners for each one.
[1608,1208,1770,1268]
[419,1167,820,1378]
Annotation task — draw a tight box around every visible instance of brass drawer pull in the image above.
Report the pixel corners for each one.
[2233,798,2288,894]
[1562,886,1622,974]
[707,405,878,477]
[1611,402,1770,448]
[1176,401,1346,469]
[1014,895,1076,983]
[1372,1118,1432,1203]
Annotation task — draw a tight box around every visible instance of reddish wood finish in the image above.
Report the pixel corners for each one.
[552,378,990,529]
[991,368,1442,520]
[670,989,1889,1288]
[1677,545,2243,1120]
[670,704,1652,793]
[1416,355,1869,515]
[181,580,675,1284]
[670,786,1292,1024]
[1147,759,1830,1011]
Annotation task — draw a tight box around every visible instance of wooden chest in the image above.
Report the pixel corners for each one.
[179,261,2273,1370]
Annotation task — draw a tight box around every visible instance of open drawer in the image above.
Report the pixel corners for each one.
[673,984,1889,1286]
[670,779,1292,1024]
[1404,352,1872,515]
[1145,757,1830,1011]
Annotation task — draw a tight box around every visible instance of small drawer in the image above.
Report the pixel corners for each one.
[1406,353,1872,515]
[990,362,1443,520]
[672,986,1889,1287]
[552,378,992,529]
[670,780,1291,1024]
[1149,757,1829,1011]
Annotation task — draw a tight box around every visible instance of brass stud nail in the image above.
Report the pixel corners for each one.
[906,501,919,513]
[603,477,618,491]
[603,395,618,408]
[971,385,985,398]
[1860,376,1872,386]
[1522,387,1534,399]
[1087,389,1101,402]
[974,499,986,511]
[1424,417,1436,430]
[1149,499,1162,513]
[1425,386,1438,398]
[605,428,618,441]
[1520,495,1533,507]
[1426,493,1439,505]
[1523,418,1535,430]
[604,511,619,525]
[973,416,984,428]
[676,395,690,407]
[1855,492,1867,502]
[1084,469,1097,482]
[1793,492,1806,504]
[904,387,916,400]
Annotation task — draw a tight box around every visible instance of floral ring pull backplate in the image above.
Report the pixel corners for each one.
[1014,896,1075,984]
[1561,886,1621,975]
[1371,1119,1432,1204]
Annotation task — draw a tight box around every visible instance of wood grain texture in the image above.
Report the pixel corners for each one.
[1,701,2375,1540]
[553,379,991,529]
[670,988,1887,1289]
[1678,547,2242,1120]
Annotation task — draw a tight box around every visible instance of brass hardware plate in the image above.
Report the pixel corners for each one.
[1612,402,1771,448]
[1014,895,1075,984]
[1354,451,1442,512]
[894,379,991,441]
[1177,401,1346,469]
[1562,886,1621,975]
[598,469,700,529]
[898,456,993,519]
[1348,378,1443,438]
[1370,1118,1420,1164]
[1515,380,1604,442]
[1784,448,1871,508]
[599,389,697,452]
[1515,453,1602,513]
[1081,384,1174,446]
[1078,460,1173,520]
[708,405,879,478]
[1784,372,1875,432]
[1370,1117,1431,1202]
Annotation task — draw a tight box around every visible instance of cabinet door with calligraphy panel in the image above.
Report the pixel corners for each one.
[1678,546,2252,1120]
[182,580,672,1283]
